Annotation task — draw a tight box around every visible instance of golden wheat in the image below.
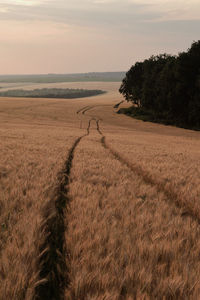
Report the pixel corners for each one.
[0,82,200,299]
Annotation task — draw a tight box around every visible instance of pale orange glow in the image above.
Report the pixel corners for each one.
[0,0,200,74]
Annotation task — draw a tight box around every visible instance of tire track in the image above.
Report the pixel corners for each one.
[113,100,124,109]
[35,119,92,300]
[76,106,93,115]
[76,104,111,117]
[96,119,103,136]
[100,135,200,224]
[76,106,95,129]
[93,118,200,224]
[82,106,94,115]
[78,105,200,223]
[35,113,199,299]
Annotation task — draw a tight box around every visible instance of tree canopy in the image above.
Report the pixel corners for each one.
[119,41,200,129]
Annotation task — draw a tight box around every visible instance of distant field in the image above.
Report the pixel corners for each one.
[0,82,200,299]
[0,81,121,94]
[0,72,125,83]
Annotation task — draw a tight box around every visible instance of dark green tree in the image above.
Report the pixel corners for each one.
[119,40,200,129]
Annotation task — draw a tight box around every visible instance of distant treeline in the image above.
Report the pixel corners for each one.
[0,88,106,99]
[0,72,125,83]
[119,41,200,130]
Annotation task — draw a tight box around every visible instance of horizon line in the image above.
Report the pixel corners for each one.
[0,71,126,76]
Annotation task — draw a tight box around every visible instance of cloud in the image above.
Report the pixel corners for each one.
[0,0,160,29]
[0,0,199,37]
[0,0,43,6]
[0,0,199,35]
[0,0,200,74]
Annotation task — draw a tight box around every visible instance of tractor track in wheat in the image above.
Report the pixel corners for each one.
[1,91,199,298]
[77,105,200,225]
[34,119,93,300]
[100,136,200,224]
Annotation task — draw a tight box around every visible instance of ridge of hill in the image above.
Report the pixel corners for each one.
[0,72,126,83]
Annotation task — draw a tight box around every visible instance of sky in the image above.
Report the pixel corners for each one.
[0,0,200,74]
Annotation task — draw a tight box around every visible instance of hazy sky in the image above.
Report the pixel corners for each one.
[0,0,200,74]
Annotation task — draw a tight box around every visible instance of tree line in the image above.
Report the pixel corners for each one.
[119,41,200,129]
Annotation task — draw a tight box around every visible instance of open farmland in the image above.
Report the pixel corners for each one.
[0,82,200,299]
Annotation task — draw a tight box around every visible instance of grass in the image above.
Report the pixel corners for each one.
[118,106,200,131]
[0,81,200,299]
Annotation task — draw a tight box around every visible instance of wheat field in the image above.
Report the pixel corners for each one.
[0,82,200,299]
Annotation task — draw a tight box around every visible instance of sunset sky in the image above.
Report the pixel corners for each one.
[0,0,199,74]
